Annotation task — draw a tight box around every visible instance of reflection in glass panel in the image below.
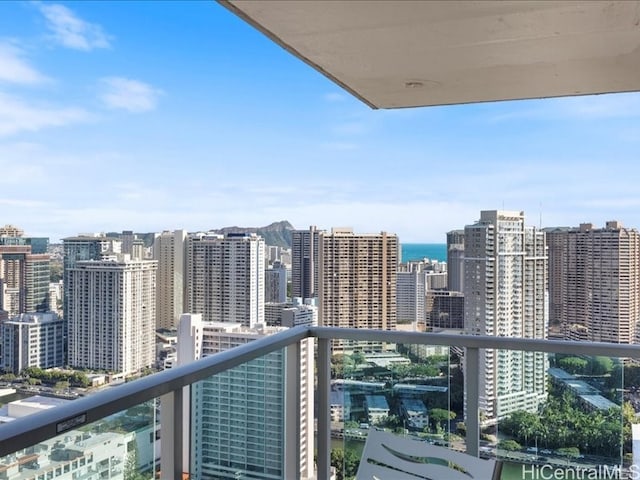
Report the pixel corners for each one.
[329,341,454,479]
[495,353,627,479]
[0,398,159,479]
[190,348,287,480]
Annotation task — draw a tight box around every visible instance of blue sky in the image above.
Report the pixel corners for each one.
[2,1,640,243]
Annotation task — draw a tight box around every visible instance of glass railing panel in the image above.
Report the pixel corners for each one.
[328,340,455,479]
[189,347,288,480]
[494,352,627,480]
[0,397,160,479]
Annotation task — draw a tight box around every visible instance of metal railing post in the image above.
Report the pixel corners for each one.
[174,387,185,478]
[285,340,301,478]
[159,392,175,478]
[466,347,480,457]
[317,337,331,479]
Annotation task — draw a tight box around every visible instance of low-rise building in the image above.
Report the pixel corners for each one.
[1,313,65,374]
[364,395,390,424]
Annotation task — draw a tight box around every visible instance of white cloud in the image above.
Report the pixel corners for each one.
[99,77,163,113]
[0,92,91,136]
[0,42,49,85]
[38,3,111,51]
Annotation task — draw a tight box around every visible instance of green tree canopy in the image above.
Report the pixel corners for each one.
[498,440,522,451]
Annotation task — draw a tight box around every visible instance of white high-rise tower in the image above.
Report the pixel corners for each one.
[67,255,157,375]
[176,313,314,479]
[464,210,547,421]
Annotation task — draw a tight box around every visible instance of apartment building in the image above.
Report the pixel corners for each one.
[66,255,156,375]
[464,210,547,421]
[291,226,322,300]
[0,245,50,317]
[318,228,397,324]
[177,314,314,479]
[185,232,265,327]
[546,221,640,343]
[153,229,187,329]
[1,312,65,373]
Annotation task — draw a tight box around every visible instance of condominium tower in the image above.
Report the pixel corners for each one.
[446,229,465,292]
[176,314,314,479]
[546,221,640,343]
[153,230,187,329]
[63,235,122,317]
[291,226,321,300]
[0,245,50,317]
[396,268,426,324]
[265,261,287,304]
[318,228,398,351]
[464,210,547,421]
[185,233,265,327]
[67,255,156,375]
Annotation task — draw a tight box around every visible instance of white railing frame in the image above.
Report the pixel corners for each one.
[1,325,639,477]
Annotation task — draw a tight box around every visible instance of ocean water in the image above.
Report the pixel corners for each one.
[401,243,447,263]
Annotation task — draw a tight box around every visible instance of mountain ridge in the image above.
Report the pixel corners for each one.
[105,220,297,249]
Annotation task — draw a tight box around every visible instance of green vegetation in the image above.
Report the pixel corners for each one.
[555,355,615,376]
[428,408,455,434]
[498,440,522,451]
[556,447,581,464]
[389,363,440,379]
[331,354,355,377]
[22,367,90,387]
[500,390,634,458]
[50,261,63,283]
[351,351,366,369]
[331,448,359,480]
[124,441,153,480]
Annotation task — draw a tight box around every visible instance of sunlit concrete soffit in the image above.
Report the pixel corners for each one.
[221,0,640,109]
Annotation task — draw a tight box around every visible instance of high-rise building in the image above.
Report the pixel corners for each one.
[265,260,287,303]
[396,269,426,324]
[0,245,50,317]
[186,233,265,327]
[177,314,314,479]
[66,255,156,375]
[546,221,640,343]
[543,226,572,331]
[0,227,50,316]
[63,235,122,317]
[153,230,187,330]
[121,230,135,256]
[426,290,465,330]
[0,235,49,254]
[318,228,398,351]
[291,226,321,300]
[447,229,465,292]
[0,225,24,237]
[464,210,547,421]
[120,230,146,260]
[1,313,65,373]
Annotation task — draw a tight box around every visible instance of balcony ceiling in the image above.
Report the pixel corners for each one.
[221,0,640,109]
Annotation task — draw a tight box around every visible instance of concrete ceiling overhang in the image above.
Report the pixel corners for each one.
[220,0,640,109]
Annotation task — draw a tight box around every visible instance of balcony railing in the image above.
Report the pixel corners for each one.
[1,326,639,479]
